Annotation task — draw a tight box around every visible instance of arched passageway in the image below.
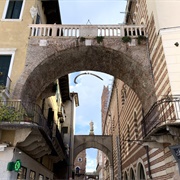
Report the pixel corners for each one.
[13,38,156,111]
[74,135,113,166]
[74,135,113,180]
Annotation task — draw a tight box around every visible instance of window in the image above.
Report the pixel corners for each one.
[2,0,25,20]
[78,157,82,162]
[124,171,128,180]
[39,174,44,180]
[134,111,138,140]
[62,127,68,134]
[0,55,11,87]
[17,166,27,179]
[29,170,36,180]
[0,49,16,93]
[140,164,145,180]
[75,167,80,174]
[137,163,146,180]
[130,168,135,180]
[36,14,41,24]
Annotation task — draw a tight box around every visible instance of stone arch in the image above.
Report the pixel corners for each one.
[13,39,156,111]
[74,135,113,166]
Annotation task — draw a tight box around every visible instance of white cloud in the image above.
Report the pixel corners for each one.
[86,149,98,172]
[70,71,113,135]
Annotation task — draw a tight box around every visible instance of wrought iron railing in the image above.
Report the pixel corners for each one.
[29,24,146,38]
[0,101,51,136]
[141,96,180,138]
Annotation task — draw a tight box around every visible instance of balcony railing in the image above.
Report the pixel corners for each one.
[141,96,180,138]
[0,101,51,136]
[29,24,146,38]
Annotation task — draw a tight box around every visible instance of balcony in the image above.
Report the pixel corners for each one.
[0,101,66,161]
[29,24,146,38]
[141,96,180,140]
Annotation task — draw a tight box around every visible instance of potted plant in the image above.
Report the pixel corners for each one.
[137,35,147,44]
[122,36,131,43]
[0,105,24,122]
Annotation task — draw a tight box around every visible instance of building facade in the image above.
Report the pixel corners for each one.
[102,0,180,179]
[0,0,78,179]
[74,150,86,180]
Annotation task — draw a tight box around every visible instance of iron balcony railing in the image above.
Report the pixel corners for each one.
[141,96,180,138]
[29,24,146,38]
[0,101,67,158]
[0,101,51,136]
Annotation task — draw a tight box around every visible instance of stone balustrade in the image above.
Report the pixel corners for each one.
[29,24,146,37]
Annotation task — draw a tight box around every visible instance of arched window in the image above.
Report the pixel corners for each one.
[78,157,82,162]
[124,171,128,180]
[130,168,135,180]
[138,163,145,180]
[140,163,145,179]
[75,166,80,174]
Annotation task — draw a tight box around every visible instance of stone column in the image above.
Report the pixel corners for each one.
[109,165,114,180]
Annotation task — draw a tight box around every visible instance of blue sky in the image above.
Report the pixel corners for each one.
[59,0,127,172]
[59,0,127,25]
[70,71,114,172]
